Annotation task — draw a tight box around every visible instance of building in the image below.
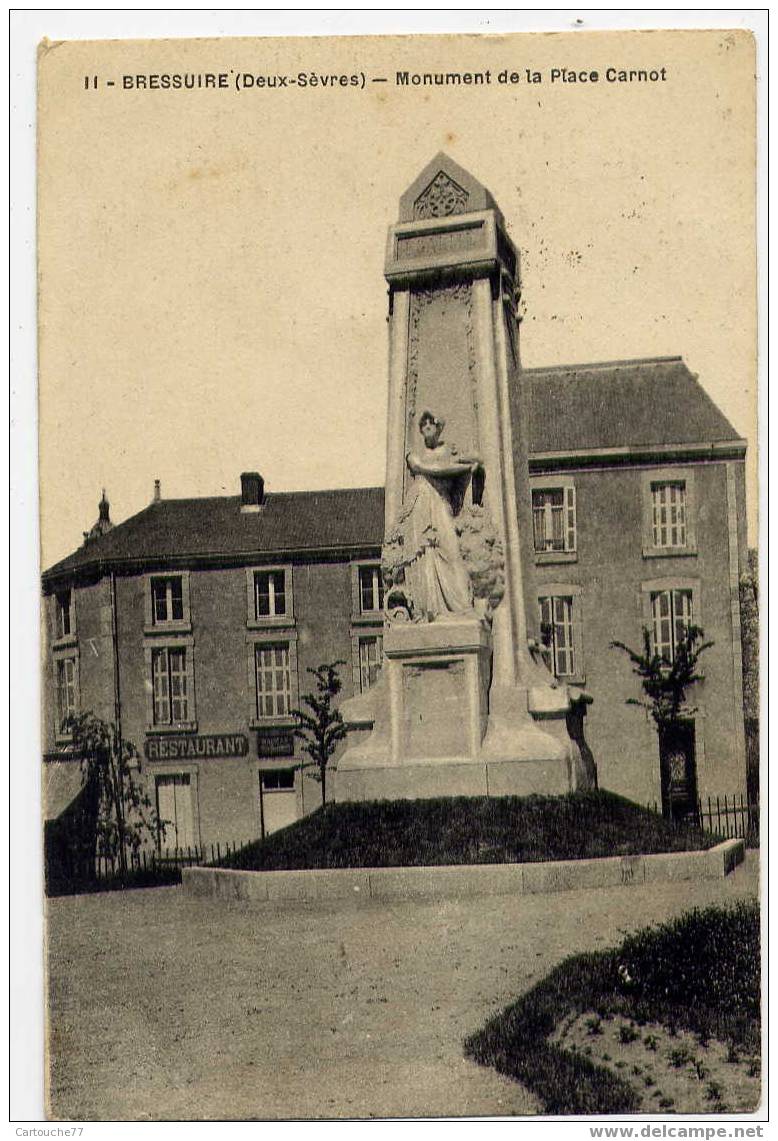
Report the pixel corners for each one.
[41,355,748,848]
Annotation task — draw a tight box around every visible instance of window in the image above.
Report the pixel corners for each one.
[55,591,73,640]
[144,573,191,633]
[255,644,293,718]
[56,657,77,732]
[532,486,576,554]
[358,635,384,692]
[156,774,196,851]
[641,469,696,557]
[650,588,693,660]
[260,769,295,791]
[539,596,576,678]
[651,482,687,549]
[255,570,287,618]
[152,646,190,725]
[245,567,294,627]
[359,566,384,614]
[349,562,383,697]
[151,577,184,624]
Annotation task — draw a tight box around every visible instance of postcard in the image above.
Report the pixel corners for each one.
[36,27,759,1122]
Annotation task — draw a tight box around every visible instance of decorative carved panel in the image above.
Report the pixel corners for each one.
[414,171,469,219]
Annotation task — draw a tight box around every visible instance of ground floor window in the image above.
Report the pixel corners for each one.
[260,769,295,791]
[156,773,196,851]
[539,595,576,678]
[358,635,384,692]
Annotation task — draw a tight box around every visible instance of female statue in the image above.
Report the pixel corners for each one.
[397,410,482,622]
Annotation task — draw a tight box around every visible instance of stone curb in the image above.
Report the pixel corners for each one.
[181,838,744,904]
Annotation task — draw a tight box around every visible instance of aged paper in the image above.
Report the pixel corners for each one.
[36,27,758,1124]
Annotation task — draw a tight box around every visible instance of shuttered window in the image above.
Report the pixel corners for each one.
[532,486,576,553]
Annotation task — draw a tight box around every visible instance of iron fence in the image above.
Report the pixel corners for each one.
[46,839,251,897]
[647,793,759,847]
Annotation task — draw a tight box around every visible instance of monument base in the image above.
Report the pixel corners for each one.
[334,616,582,804]
[334,755,573,803]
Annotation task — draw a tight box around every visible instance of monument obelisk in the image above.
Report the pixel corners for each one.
[335,154,590,800]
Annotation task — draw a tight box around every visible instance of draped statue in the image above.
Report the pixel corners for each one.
[383,410,504,624]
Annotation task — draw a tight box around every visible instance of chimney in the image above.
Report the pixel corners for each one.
[240,471,265,513]
[153,479,161,503]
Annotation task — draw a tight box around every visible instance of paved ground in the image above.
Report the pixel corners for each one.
[46,855,758,1120]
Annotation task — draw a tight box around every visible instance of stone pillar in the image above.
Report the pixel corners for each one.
[335,153,586,802]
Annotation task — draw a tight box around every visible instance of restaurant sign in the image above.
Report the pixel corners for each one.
[145,734,249,761]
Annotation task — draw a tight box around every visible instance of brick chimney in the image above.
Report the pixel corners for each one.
[153,479,161,503]
[240,471,265,513]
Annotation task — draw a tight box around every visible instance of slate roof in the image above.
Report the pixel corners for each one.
[525,356,742,454]
[43,357,745,583]
[43,488,385,582]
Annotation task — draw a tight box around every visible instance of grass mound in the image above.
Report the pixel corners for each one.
[219,790,713,872]
[464,901,760,1115]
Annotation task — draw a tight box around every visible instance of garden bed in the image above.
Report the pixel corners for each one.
[218,791,715,872]
[464,901,760,1115]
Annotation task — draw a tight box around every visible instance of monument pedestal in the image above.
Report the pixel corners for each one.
[335,618,577,803]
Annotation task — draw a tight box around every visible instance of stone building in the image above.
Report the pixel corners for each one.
[42,355,748,847]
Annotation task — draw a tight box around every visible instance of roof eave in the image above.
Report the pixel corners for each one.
[41,540,385,590]
[529,439,748,472]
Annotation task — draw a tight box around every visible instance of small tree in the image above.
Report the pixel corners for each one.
[291,661,349,808]
[611,625,713,731]
[68,711,163,877]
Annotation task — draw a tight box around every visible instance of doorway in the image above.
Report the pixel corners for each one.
[659,721,698,823]
[259,769,298,837]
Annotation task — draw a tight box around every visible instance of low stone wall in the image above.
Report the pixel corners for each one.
[181,839,744,904]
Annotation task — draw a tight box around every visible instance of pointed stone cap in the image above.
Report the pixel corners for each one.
[398,153,501,223]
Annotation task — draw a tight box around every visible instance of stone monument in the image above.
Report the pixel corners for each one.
[335,154,591,801]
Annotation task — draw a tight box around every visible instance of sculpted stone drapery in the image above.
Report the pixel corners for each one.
[382,411,505,623]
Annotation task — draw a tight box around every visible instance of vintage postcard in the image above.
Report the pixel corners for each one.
[35,26,760,1123]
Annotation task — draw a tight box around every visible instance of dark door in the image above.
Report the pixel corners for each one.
[659,721,697,822]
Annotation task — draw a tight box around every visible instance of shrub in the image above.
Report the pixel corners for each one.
[617,902,760,1027]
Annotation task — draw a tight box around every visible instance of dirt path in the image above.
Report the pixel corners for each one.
[46,856,758,1119]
